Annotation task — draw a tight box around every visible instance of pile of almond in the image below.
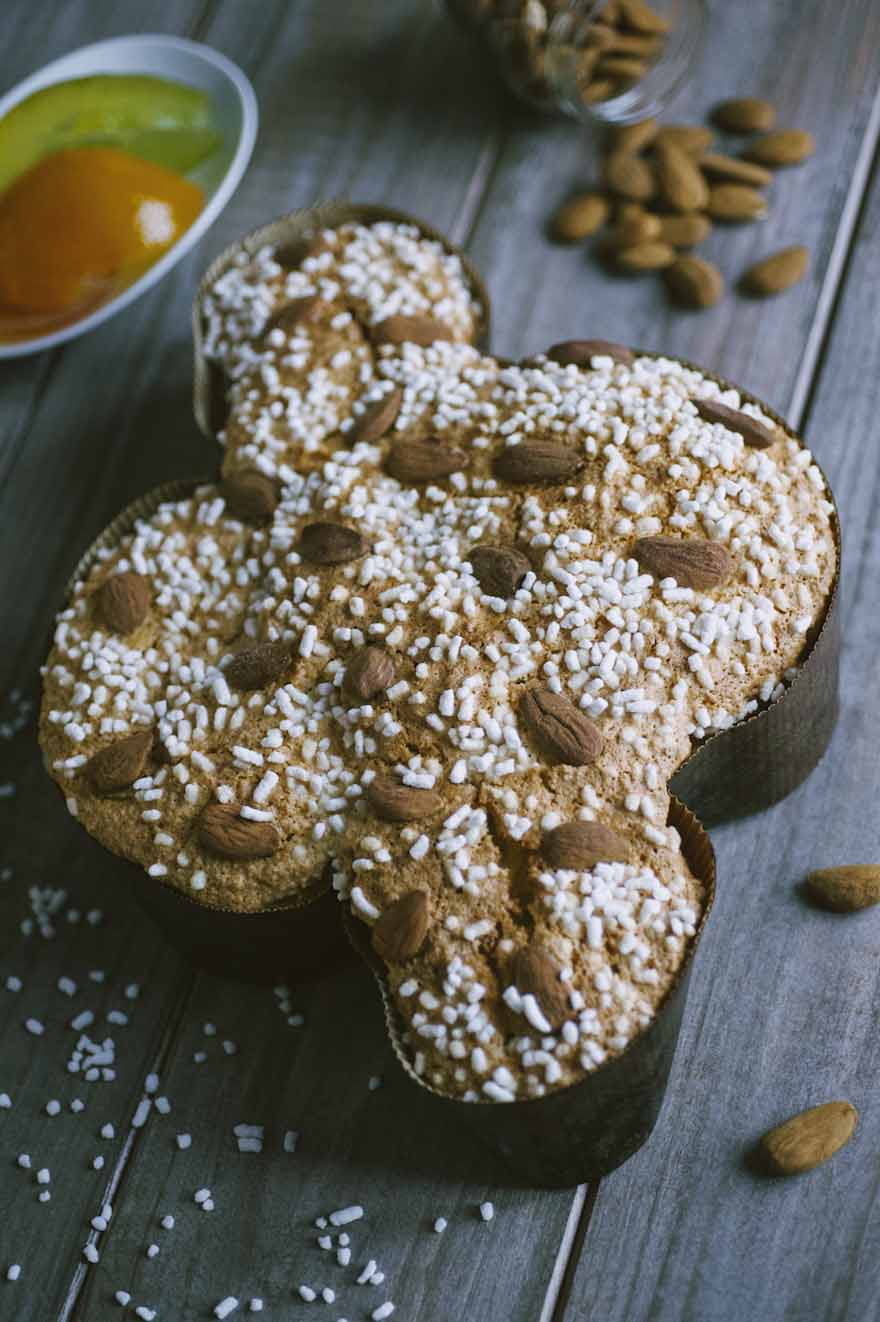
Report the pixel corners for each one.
[551,96,814,308]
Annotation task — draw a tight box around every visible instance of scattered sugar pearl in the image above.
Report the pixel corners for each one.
[70,1098,85,1113]
[372,1304,395,1321]
[135,1308,157,1321]
[298,1285,317,1302]
[0,1094,11,1109]
[368,1075,382,1091]
[283,1130,299,1153]
[329,1205,363,1226]
[322,1288,336,1303]
[82,1244,99,1264]
[101,1124,115,1139]
[144,1073,159,1094]
[45,1099,61,1116]
[146,1244,160,1259]
[249,1302,263,1313]
[176,1133,192,1150]
[115,1291,131,1306]
[160,1214,175,1230]
[214,1297,238,1318]
[17,1154,31,1169]
[38,1191,51,1203]
[433,1217,447,1234]
[92,1156,105,1171]
[36,1168,50,1185]
[479,1201,495,1223]
[24,1018,44,1036]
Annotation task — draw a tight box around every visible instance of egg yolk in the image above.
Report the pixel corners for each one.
[0,145,204,338]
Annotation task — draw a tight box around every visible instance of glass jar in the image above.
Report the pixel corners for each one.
[447,0,707,124]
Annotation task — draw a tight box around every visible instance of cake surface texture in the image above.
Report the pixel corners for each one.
[40,218,837,1102]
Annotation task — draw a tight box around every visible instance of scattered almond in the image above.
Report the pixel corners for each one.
[711,96,776,134]
[225,640,291,691]
[372,891,431,963]
[654,124,714,155]
[655,213,712,248]
[693,398,776,448]
[634,535,734,589]
[602,151,656,202]
[96,571,150,635]
[665,255,724,308]
[348,386,403,446]
[618,0,670,35]
[611,117,658,154]
[371,315,455,346]
[707,183,769,223]
[541,820,629,871]
[519,688,603,766]
[470,545,531,598]
[551,192,610,242]
[85,731,153,795]
[615,240,676,272]
[607,208,662,248]
[759,1101,857,1176]
[299,521,368,565]
[699,152,772,188]
[741,246,809,297]
[805,865,880,912]
[222,470,278,524]
[343,646,396,702]
[385,438,468,483]
[366,774,443,823]
[742,128,815,168]
[655,141,709,212]
[511,944,570,1028]
[198,804,281,860]
[493,440,583,484]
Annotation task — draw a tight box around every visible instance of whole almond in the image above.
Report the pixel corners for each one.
[805,865,880,913]
[618,0,670,34]
[596,56,648,82]
[742,129,815,168]
[603,32,663,58]
[222,470,278,524]
[547,339,634,367]
[264,296,328,336]
[711,96,776,134]
[366,773,443,823]
[656,213,713,248]
[299,522,368,565]
[582,78,618,106]
[519,688,603,766]
[654,124,714,155]
[494,441,583,484]
[607,209,662,248]
[615,240,676,272]
[225,640,291,691]
[371,315,455,346]
[511,943,570,1028]
[699,152,772,187]
[97,571,151,635]
[372,890,431,963]
[665,256,724,309]
[541,820,629,870]
[85,730,153,794]
[611,117,658,154]
[634,535,734,589]
[655,141,709,212]
[349,386,403,446]
[197,804,281,860]
[552,192,610,242]
[603,151,656,202]
[707,184,769,222]
[741,246,809,297]
[344,646,396,702]
[470,545,531,598]
[693,398,776,449]
[386,439,468,483]
[759,1101,858,1176]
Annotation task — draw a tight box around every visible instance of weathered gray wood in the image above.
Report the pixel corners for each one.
[559,113,880,1322]
[464,0,880,414]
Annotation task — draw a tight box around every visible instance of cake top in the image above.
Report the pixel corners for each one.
[41,218,836,1102]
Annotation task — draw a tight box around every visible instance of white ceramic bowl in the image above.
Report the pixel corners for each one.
[0,34,258,359]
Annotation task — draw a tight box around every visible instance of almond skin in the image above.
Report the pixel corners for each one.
[511,944,570,1028]
[805,865,880,913]
[348,386,403,446]
[707,184,769,223]
[372,890,431,963]
[552,192,610,242]
[610,117,658,154]
[602,151,656,202]
[541,820,629,871]
[298,522,368,565]
[742,129,815,168]
[699,152,772,188]
[264,296,329,336]
[197,804,281,860]
[693,398,776,449]
[344,646,396,702]
[655,141,710,212]
[615,240,676,272]
[225,640,291,692]
[519,688,603,766]
[665,256,724,309]
[366,774,443,823]
[759,1101,858,1176]
[371,315,455,346]
[606,209,662,248]
[222,470,279,524]
[493,441,583,484]
[741,246,809,297]
[547,339,634,367]
[470,545,531,598]
[711,97,776,134]
[85,730,153,794]
[96,571,150,635]
[655,213,712,248]
[654,124,714,155]
[385,439,468,484]
[634,535,734,590]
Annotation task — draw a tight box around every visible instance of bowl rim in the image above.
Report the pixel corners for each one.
[0,33,259,360]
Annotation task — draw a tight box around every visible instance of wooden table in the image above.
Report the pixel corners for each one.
[2,3,880,1319]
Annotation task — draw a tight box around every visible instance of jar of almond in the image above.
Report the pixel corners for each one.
[446,0,707,122]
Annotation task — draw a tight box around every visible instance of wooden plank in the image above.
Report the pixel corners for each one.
[73,965,578,1321]
[557,106,880,1322]
[464,0,880,415]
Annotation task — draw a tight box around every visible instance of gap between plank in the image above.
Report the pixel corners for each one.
[788,76,880,431]
[451,121,509,250]
[55,967,196,1322]
[538,1182,599,1322]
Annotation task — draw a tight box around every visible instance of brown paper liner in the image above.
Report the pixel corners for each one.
[345,796,715,1188]
[191,201,492,441]
[54,478,354,986]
